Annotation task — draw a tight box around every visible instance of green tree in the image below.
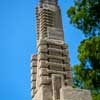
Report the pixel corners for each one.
[67,0,100,99]
[67,0,100,37]
[73,36,100,90]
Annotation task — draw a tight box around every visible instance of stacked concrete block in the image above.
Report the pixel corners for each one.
[31,55,37,98]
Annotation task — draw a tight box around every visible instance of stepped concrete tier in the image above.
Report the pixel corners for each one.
[31,0,92,100]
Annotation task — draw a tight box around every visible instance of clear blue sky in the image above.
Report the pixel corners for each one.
[0,0,84,100]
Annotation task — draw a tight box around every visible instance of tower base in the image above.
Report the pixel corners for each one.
[33,86,92,100]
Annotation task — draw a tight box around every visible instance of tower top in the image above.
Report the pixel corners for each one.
[39,0,58,5]
[36,0,63,43]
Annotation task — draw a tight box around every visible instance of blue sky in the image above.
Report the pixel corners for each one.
[0,0,84,100]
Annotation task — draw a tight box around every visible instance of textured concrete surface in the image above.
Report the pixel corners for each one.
[31,0,92,100]
[60,86,92,100]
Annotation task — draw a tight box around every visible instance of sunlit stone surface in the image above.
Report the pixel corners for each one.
[31,0,92,100]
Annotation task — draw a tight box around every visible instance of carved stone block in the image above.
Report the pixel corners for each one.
[33,85,52,100]
[31,67,37,74]
[39,68,48,76]
[31,74,36,81]
[52,74,64,100]
[60,86,92,100]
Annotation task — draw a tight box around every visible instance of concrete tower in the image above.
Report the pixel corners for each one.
[31,0,92,100]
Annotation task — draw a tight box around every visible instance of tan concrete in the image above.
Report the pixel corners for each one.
[60,86,92,100]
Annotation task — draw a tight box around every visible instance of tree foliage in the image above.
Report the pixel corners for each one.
[67,0,100,37]
[73,36,100,91]
[67,0,100,99]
